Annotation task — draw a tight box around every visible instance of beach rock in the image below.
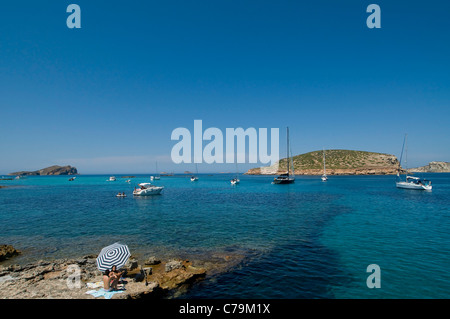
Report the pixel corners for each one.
[165,260,183,272]
[0,245,21,261]
[125,258,139,271]
[145,256,161,265]
[158,264,206,292]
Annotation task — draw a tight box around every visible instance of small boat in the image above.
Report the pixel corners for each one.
[108,176,116,182]
[133,183,164,196]
[231,162,240,185]
[190,164,199,182]
[321,148,328,182]
[273,127,295,184]
[116,193,127,198]
[125,179,131,183]
[396,176,432,190]
[395,134,432,191]
[153,162,161,180]
[68,177,76,181]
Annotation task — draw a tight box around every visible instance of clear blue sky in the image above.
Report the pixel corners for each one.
[1,0,449,174]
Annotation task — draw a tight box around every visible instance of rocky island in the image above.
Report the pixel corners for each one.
[246,149,401,175]
[9,165,78,176]
[409,161,450,173]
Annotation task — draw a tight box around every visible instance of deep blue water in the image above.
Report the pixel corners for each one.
[1,173,449,298]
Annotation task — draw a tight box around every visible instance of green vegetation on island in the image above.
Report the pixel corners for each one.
[246,149,401,175]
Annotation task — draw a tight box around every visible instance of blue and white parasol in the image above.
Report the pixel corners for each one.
[96,243,130,272]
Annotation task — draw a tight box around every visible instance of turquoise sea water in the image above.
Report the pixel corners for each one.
[1,173,449,298]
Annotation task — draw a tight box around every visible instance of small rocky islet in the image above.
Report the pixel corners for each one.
[8,165,78,176]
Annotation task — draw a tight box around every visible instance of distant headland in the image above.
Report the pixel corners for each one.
[246,150,401,175]
[9,165,78,176]
[409,161,450,173]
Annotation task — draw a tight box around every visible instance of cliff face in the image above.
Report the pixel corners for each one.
[246,150,401,175]
[9,165,78,176]
[409,161,450,173]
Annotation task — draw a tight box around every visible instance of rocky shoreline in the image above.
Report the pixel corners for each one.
[0,246,242,299]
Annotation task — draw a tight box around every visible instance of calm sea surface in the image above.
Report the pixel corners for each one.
[1,173,449,298]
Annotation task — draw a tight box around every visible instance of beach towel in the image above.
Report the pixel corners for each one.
[86,281,103,289]
[85,288,124,299]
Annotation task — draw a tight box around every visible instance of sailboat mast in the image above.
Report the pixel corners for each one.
[323,148,326,175]
[286,127,290,176]
[405,134,408,173]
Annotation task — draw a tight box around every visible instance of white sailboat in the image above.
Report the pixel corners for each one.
[191,164,199,182]
[395,134,432,190]
[273,127,295,184]
[151,162,161,181]
[321,148,328,181]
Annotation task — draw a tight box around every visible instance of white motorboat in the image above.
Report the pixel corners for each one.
[395,134,432,191]
[108,176,116,182]
[133,183,164,196]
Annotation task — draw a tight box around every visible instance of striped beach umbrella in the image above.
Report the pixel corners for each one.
[96,243,130,272]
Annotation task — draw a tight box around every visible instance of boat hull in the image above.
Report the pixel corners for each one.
[396,182,432,190]
[133,187,164,196]
[272,178,295,184]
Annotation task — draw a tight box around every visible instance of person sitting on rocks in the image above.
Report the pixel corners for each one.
[109,265,124,290]
[102,269,111,290]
